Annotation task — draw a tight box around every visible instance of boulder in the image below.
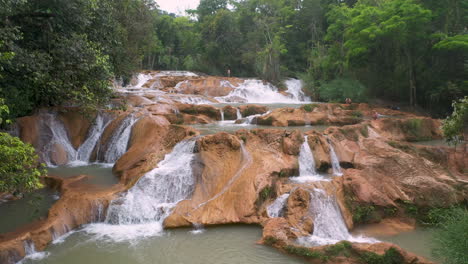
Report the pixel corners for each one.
[238,104,268,117]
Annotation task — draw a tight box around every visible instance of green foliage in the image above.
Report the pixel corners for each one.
[0,132,45,194]
[432,208,468,264]
[263,236,279,246]
[283,245,327,260]
[442,96,467,146]
[259,186,272,203]
[359,124,369,138]
[352,204,376,224]
[320,78,368,102]
[302,104,319,112]
[326,241,352,257]
[350,110,363,118]
[360,247,405,264]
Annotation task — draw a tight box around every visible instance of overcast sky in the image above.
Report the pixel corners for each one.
[155,0,200,15]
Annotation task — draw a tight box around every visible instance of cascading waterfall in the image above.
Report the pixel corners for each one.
[39,112,114,166]
[73,114,113,165]
[267,194,290,218]
[220,109,225,121]
[284,79,311,102]
[19,241,49,263]
[85,139,197,241]
[327,138,343,176]
[291,136,328,182]
[40,113,79,166]
[101,114,138,163]
[298,189,376,246]
[215,79,308,104]
[236,108,242,120]
[240,111,271,125]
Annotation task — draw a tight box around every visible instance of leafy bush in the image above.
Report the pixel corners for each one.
[0,132,45,194]
[320,78,368,103]
[302,104,319,112]
[432,208,468,264]
[442,96,467,147]
[360,247,404,264]
[326,241,352,257]
[283,245,326,259]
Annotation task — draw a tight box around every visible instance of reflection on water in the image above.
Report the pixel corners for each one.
[47,164,118,186]
[190,122,328,136]
[0,188,59,234]
[24,225,307,264]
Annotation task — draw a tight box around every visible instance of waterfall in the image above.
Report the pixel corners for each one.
[19,241,50,263]
[297,189,376,246]
[40,113,78,166]
[220,109,225,121]
[291,136,328,182]
[240,111,271,125]
[215,79,308,104]
[84,139,197,241]
[236,108,242,120]
[102,114,138,163]
[284,79,311,102]
[73,114,113,165]
[327,139,343,176]
[267,194,290,218]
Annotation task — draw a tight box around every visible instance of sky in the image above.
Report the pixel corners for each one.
[155,0,200,15]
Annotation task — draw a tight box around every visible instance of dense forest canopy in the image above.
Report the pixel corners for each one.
[0,0,467,120]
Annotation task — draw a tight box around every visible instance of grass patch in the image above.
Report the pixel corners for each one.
[256,185,274,207]
[283,245,328,260]
[360,124,369,137]
[360,247,404,264]
[302,104,319,112]
[326,241,352,257]
[350,110,363,118]
[352,204,377,224]
[264,236,279,246]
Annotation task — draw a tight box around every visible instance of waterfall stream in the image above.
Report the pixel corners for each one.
[84,139,197,241]
[298,189,376,246]
[101,114,138,163]
[267,194,290,218]
[291,136,329,182]
[327,139,343,176]
[236,108,242,120]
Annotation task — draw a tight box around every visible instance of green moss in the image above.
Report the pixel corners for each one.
[352,204,376,224]
[403,118,431,141]
[283,245,327,260]
[302,104,319,112]
[326,241,352,257]
[189,131,196,136]
[240,135,247,142]
[360,124,369,137]
[350,110,363,118]
[256,186,273,206]
[264,236,279,246]
[360,247,405,264]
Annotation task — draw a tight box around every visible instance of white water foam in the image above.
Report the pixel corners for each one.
[215,79,308,104]
[18,241,50,263]
[297,189,377,246]
[84,139,197,242]
[101,114,138,163]
[236,108,242,119]
[284,79,311,102]
[267,194,290,218]
[328,139,343,176]
[291,136,329,183]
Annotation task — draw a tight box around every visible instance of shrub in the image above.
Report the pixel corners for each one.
[0,132,45,194]
[350,110,363,118]
[283,245,326,259]
[320,78,368,103]
[326,241,352,257]
[360,247,404,264]
[432,208,468,264]
[302,104,319,112]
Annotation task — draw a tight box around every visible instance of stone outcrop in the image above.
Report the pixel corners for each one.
[174,77,243,97]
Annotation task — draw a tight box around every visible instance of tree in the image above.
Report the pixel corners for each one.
[442,96,467,147]
[0,100,45,195]
[432,208,468,264]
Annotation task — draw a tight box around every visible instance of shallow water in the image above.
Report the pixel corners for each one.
[374,228,436,261]
[47,164,118,186]
[23,225,307,264]
[212,102,313,110]
[190,122,328,135]
[0,188,59,234]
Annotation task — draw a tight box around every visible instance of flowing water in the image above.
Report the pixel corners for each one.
[298,189,376,246]
[328,139,343,176]
[101,114,138,163]
[290,136,330,183]
[267,194,290,218]
[86,140,197,242]
[0,188,59,234]
[284,79,311,102]
[21,225,306,264]
[215,79,311,104]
